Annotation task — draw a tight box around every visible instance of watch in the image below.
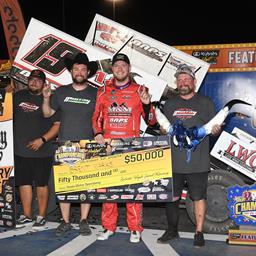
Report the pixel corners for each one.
[41,136,47,143]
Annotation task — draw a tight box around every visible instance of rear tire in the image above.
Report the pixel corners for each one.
[185,169,245,234]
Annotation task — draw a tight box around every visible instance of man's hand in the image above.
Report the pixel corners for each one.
[27,138,44,151]
[211,124,222,136]
[42,84,51,99]
[138,85,151,105]
[94,134,105,144]
[159,126,167,134]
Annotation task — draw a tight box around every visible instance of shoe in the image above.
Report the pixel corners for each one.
[32,216,46,230]
[79,219,92,236]
[55,220,72,236]
[157,230,179,244]
[16,215,33,228]
[130,231,141,243]
[193,231,205,247]
[97,229,114,240]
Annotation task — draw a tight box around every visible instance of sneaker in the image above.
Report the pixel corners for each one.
[130,231,141,243]
[32,216,46,230]
[157,230,179,244]
[16,215,33,228]
[193,231,205,247]
[79,219,92,236]
[97,229,114,240]
[55,220,73,237]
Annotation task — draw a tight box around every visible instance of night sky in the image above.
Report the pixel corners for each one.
[1,0,255,59]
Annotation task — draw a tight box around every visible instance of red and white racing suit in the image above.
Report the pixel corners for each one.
[92,79,156,232]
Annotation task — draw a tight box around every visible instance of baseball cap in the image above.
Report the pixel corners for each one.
[112,53,130,65]
[174,64,195,79]
[28,69,46,82]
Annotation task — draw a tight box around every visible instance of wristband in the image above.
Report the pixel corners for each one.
[41,136,47,143]
[94,132,103,137]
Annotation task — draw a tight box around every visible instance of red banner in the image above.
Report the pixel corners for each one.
[0,0,26,61]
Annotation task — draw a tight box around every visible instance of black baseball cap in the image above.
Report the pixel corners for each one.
[112,53,130,65]
[28,69,46,82]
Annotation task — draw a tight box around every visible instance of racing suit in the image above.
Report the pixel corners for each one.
[92,79,156,232]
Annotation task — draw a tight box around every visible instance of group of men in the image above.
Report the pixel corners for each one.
[13,51,221,247]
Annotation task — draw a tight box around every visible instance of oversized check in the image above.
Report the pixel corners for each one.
[54,147,171,194]
[54,136,173,202]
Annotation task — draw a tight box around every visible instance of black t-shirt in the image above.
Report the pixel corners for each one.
[50,84,97,141]
[13,89,59,157]
[163,94,216,173]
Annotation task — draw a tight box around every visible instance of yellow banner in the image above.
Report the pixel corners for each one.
[54,147,172,194]
[0,92,12,121]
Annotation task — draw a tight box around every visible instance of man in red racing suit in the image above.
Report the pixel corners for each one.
[93,53,156,243]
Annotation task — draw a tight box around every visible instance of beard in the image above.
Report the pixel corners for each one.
[114,74,130,85]
[72,76,87,84]
[178,85,193,95]
[28,88,42,95]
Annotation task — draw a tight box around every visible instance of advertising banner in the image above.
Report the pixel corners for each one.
[54,136,173,203]
[176,43,256,72]
[175,43,255,136]
[0,0,26,61]
[228,183,256,226]
[211,128,256,181]
[227,183,256,245]
[0,90,15,228]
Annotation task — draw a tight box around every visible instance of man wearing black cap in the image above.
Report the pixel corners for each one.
[42,52,98,236]
[157,64,221,247]
[92,53,156,243]
[14,69,59,229]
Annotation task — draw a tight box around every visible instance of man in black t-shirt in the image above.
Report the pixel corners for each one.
[157,65,221,247]
[42,53,98,237]
[14,69,59,229]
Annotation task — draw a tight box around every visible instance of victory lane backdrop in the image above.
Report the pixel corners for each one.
[53,136,173,203]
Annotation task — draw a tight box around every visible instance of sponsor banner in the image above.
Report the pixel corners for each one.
[0,0,26,61]
[54,136,173,202]
[228,183,256,226]
[0,91,14,174]
[176,43,256,72]
[85,14,209,91]
[0,177,15,228]
[176,43,255,140]
[227,229,256,245]
[0,90,15,228]
[210,128,256,181]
